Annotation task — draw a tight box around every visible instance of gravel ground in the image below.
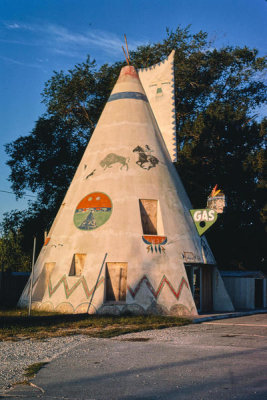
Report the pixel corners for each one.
[1,314,266,398]
[0,335,90,392]
[0,327,194,393]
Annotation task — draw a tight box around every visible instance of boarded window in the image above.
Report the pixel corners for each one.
[139,199,157,235]
[32,262,55,301]
[69,254,86,276]
[105,262,127,302]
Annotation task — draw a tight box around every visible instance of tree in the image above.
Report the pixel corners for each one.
[3,26,267,271]
[0,230,30,272]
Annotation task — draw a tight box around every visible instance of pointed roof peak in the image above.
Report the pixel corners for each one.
[110,64,145,97]
[119,65,139,79]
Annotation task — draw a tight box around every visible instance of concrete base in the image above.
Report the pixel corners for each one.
[193,308,267,323]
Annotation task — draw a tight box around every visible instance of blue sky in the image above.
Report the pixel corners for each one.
[0,0,266,218]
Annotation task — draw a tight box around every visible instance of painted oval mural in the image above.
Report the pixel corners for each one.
[74,192,112,230]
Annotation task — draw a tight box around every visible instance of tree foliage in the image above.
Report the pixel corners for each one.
[3,26,267,271]
[0,230,30,272]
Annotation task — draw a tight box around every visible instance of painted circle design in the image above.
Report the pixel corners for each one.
[74,192,112,231]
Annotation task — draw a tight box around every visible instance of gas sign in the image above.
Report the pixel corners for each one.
[190,209,218,236]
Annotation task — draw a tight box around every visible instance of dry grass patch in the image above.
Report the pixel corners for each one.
[23,362,48,379]
[0,308,191,341]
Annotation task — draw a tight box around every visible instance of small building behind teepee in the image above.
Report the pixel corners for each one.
[18,51,234,316]
[221,270,267,310]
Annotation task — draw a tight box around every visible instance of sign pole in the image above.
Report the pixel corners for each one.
[28,236,36,317]
[87,252,107,314]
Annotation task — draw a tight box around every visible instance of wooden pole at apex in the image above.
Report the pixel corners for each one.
[122,46,130,65]
[124,34,130,62]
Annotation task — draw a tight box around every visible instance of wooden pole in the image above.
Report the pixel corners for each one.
[28,236,36,316]
[124,34,130,62]
[122,46,129,65]
[87,252,108,314]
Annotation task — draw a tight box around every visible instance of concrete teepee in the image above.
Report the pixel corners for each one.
[18,52,234,315]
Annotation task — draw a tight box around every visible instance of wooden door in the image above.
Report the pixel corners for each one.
[139,199,157,235]
[106,263,127,302]
[201,267,213,312]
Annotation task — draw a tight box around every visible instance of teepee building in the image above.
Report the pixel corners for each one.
[18,52,234,315]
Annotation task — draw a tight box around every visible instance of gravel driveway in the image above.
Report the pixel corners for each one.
[0,335,90,391]
[1,313,267,399]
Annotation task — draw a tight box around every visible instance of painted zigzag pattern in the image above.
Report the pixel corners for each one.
[128,275,189,300]
[48,275,104,299]
[48,274,189,302]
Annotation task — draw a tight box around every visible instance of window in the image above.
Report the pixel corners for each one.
[139,199,158,235]
[69,254,86,276]
[105,262,127,302]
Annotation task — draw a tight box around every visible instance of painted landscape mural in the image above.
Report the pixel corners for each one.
[74,192,112,230]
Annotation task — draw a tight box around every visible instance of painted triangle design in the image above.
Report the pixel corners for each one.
[128,275,189,300]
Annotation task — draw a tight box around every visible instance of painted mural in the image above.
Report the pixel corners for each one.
[128,275,189,300]
[85,169,96,179]
[48,274,104,299]
[148,80,171,97]
[133,145,159,170]
[142,235,167,253]
[74,192,112,230]
[100,153,129,171]
[47,274,189,305]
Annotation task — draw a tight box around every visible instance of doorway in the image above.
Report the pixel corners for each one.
[255,279,263,308]
[201,267,213,312]
[185,263,214,312]
[185,265,200,310]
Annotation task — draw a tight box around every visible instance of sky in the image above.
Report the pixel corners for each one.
[0,0,266,219]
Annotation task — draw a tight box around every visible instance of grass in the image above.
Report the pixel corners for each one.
[0,307,191,341]
[5,362,49,392]
[23,362,48,379]
[0,308,59,318]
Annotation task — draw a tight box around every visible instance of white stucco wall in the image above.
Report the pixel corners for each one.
[213,268,234,311]
[222,277,255,309]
